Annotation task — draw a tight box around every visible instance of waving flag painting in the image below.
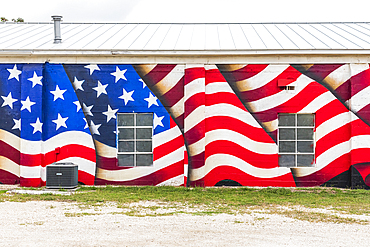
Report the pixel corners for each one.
[0,62,369,189]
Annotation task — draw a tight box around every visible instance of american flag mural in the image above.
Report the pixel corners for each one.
[0,63,369,189]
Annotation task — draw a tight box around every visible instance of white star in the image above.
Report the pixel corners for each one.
[52,113,68,130]
[7,64,22,81]
[84,64,100,75]
[139,79,146,88]
[92,81,108,98]
[1,92,17,109]
[144,93,159,108]
[30,118,43,134]
[21,96,36,112]
[83,118,89,129]
[82,103,93,116]
[111,66,127,83]
[12,118,21,130]
[28,71,42,87]
[118,88,134,105]
[73,101,81,112]
[73,77,85,91]
[50,85,66,101]
[90,120,101,135]
[102,105,118,123]
[153,113,164,129]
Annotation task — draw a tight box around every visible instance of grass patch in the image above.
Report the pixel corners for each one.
[2,186,370,223]
[64,212,101,217]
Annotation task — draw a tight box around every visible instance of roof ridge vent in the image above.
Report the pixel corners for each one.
[52,15,62,44]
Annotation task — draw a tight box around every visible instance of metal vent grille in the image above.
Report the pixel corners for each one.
[46,163,78,189]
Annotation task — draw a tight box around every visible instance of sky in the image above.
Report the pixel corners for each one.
[1,0,370,23]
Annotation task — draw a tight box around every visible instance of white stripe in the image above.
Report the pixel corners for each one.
[348,85,370,112]
[293,134,370,177]
[298,91,336,113]
[205,103,262,128]
[20,165,41,179]
[248,74,312,113]
[185,64,203,69]
[156,174,184,186]
[324,64,351,90]
[352,134,370,150]
[169,97,184,119]
[184,105,205,132]
[236,64,290,92]
[206,129,277,155]
[0,156,20,177]
[97,145,184,182]
[350,63,370,78]
[316,112,355,141]
[49,157,96,176]
[191,154,290,181]
[188,137,205,156]
[155,65,184,96]
[153,126,182,148]
[324,64,369,90]
[206,81,234,95]
[184,77,205,102]
[19,131,95,155]
[0,129,20,150]
[205,65,218,70]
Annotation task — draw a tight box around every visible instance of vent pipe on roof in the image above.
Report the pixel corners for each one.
[52,15,62,44]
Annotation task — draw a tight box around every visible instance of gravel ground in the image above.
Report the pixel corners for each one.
[1,185,369,247]
[0,200,369,247]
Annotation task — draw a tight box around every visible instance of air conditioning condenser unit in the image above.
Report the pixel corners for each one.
[46,163,78,189]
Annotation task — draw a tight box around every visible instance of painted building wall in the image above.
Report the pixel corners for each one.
[0,63,369,189]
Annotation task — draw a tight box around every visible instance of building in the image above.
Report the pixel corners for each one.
[1,17,370,188]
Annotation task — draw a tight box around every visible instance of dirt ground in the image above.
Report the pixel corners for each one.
[1,185,369,246]
[0,198,369,247]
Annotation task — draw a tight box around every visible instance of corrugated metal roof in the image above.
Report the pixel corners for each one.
[1,22,370,54]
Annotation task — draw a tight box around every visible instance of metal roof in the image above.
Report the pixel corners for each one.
[2,22,370,55]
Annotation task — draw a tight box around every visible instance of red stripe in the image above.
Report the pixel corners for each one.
[253,82,326,123]
[20,177,42,187]
[18,144,96,167]
[356,104,370,126]
[95,160,183,185]
[292,64,344,82]
[335,68,370,103]
[352,149,370,165]
[78,170,95,185]
[189,152,205,169]
[184,93,205,118]
[0,169,19,184]
[161,76,184,108]
[141,64,177,86]
[351,118,370,136]
[315,123,351,157]
[202,165,296,187]
[96,156,123,171]
[153,134,184,161]
[334,79,351,102]
[293,153,351,187]
[205,140,278,169]
[184,67,205,85]
[352,163,370,187]
[206,116,275,143]
[315,100,348,128]
[174,113,184,130]
[240,66,302,102]
[0,140,20,164]
[205,92,246,110]
[218,64,269,83]
[205,69,228,85]
[184,120,205,146]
